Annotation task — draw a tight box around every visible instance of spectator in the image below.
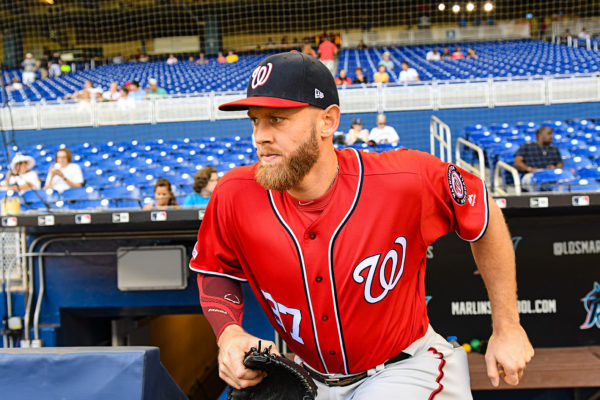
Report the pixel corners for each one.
[373,64,390,83]
[560,29,572,43]
[65,80,102,101]
[514,126,563,192]
[357,40,367,50]
[0,154,41,193]
[184,167,218,208]
[138,53,149,63]
[188,56,195,63]
[21,53,37,86]
[301,43,317,58]
[318,36,338,75]
[48,60,62,78]
[467,47,478,59]
[195,52,209,64]
[59,60,71,75]
[127,80,146,101]
[353,67,368,84]
[369,113,399,145]
[166,54,178,65]
[578,28,591,40]
[335,69,352,86]
[116,86,135,109]
[452,47,464,59]
[378,51,394,70]
[441,47,451,59]
[102,82,120,101]
[217,52,227,63]
[143,178,178,210]
[7,78,23,91]
[44,148,84,193]
[346,118,369,145]
[399,61,420,83]
[226,50,239,63]
[426,48,441,61]
[39,55,49,80]
[145,78,168,99]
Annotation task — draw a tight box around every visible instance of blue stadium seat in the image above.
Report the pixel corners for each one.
[61,187,100,201]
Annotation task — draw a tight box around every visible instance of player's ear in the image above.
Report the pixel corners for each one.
[319,104,341,139]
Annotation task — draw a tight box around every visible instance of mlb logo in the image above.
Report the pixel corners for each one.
[2,217,17,227]
[75,214,92,224]
[495,198,507,208]
[151,211,167,221]
[572,196,590,207]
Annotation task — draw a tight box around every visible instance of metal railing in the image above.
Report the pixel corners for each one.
[1,73,598,131]
[430,116,452,163]
[493,161,522,196]
[455,138,485,179]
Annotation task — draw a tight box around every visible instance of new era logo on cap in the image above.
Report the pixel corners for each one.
[218,52,339,111]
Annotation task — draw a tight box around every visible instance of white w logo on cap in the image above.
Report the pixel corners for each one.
[315,88,324,99]
[251,63,273,89]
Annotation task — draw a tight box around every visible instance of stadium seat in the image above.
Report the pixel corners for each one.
[61,187,100,201]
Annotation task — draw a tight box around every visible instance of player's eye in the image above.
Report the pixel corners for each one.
[249,118,258,126]
[271,116,283,124]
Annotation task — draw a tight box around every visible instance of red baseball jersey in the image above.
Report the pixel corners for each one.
[190,148,488,375]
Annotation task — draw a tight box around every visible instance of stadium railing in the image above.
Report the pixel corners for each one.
[3,73,599,131]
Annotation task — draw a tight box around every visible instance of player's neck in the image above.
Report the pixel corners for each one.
[287,148,338,201]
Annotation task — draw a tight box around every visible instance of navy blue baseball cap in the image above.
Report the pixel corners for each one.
[219,52,339,111]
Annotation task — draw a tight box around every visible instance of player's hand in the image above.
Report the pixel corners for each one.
[484,323,534,387]
[217,324,280,390]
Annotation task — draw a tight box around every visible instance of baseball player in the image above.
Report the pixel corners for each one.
[190,52,534,399]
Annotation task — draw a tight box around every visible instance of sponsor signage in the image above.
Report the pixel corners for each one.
[425,214,600,347]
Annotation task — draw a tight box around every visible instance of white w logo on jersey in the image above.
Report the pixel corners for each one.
[251,63,273,89]
[352,236,407,304]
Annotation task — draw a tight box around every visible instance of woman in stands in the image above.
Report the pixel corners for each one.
[143,177,179,210]
[44,148,83,193]
[183,167,218,208]
[0,154,41,193]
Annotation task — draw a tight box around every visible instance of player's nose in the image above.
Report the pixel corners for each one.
[253,123,274,144]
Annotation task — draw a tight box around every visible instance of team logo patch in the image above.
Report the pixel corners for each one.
[447,165,467,205]
[251,63,273,89]
[191,243,198,259]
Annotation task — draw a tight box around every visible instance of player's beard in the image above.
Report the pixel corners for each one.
[255,128,319,192]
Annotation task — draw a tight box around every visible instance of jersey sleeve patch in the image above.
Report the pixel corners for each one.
[447,165,467,205]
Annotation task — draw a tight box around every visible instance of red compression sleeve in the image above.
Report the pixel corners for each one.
[198,274,244,340]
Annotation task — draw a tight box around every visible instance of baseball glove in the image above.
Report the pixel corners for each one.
[226,342,317,400]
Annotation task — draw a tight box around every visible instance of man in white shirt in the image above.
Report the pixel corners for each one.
[369,113,400,145]
[426,49,441,61]
[399,61,419,84]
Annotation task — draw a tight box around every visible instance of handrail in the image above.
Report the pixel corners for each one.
[455,138,485,179]
[430,116,452,163]
[493,161,522,196]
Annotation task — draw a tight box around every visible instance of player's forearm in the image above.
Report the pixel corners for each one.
[198,274,245,340]
[470,198,520,331]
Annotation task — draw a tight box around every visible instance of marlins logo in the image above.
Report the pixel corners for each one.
[580,282,600,330]
[447,165,467,205]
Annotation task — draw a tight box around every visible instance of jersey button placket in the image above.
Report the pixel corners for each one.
[308,232,316,240]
